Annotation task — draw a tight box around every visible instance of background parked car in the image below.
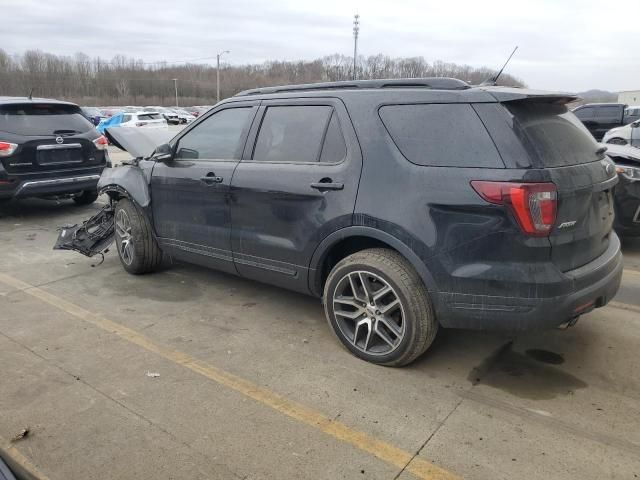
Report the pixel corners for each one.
[572,103,633,140]
[607,144,640,236]
[120,111,168,129]
[146,106,180,125]
[171,108,196,124]
[0,97,107,204]
[602,119,640,146]
[80,106,103,126]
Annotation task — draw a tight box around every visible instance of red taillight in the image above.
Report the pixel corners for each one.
[0,141,18,157]
[471,181,557,237]
[93,135,108,150]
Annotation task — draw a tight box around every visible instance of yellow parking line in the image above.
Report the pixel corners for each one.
[0,434,51,480]
[0,273,459,480]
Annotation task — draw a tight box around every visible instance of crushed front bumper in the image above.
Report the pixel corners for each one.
[54,204,115,257]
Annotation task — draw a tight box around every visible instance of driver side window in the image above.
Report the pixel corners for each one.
[175,107,252,160]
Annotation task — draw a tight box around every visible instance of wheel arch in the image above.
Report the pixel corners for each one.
[308,227,437,297]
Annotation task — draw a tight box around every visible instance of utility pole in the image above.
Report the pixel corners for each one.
[216,50,230,103]
[353,14,360,80]
[172,78,178,107]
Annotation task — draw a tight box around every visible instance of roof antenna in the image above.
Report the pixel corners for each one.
[27,87,34,100]
[481,46,518,86]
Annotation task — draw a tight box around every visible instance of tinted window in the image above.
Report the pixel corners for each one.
[176,107,252,160]
[319,113,347,163]
[505,103,602,167]
[0,103,93,135]
[253,106,332,162]
[595,106,622,118]
[574,107,594,120]
[379,103,502,167]
[138,113,162,121]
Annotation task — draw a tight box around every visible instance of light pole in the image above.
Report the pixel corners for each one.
[172,78,178,107]
[216,50,230,103]
[353,14,360,80]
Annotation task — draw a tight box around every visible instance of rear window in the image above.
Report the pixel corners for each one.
[138,113,162,121]
[379,104,503,168]
[505,103,602,167]
[0,103,93,135]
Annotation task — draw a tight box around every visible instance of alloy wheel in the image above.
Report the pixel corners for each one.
[332,270,406,356]
[115,209,134,265]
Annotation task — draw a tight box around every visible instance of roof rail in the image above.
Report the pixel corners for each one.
[234,78,470,97]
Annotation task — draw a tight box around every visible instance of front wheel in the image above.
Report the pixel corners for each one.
[323,248,438,367]
[114,199,162,274]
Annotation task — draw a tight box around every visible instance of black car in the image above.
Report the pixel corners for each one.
[572,103,633,141]
[57,79,623,366]
[606,144,640,236]
[0,97,108,204]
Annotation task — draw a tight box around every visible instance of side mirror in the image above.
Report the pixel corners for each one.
[152,143,173,162]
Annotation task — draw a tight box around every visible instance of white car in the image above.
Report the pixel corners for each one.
[172,109,196,124]
[120,111,168,129]
[602,119,640,147]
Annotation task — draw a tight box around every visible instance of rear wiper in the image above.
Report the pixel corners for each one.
[53,129,81,135]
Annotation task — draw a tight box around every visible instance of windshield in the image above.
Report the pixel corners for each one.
[504,102,603,167]
[0,103,94,135]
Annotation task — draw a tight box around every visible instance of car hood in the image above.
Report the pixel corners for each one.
[606,144,640,165]
[105,126,174,159]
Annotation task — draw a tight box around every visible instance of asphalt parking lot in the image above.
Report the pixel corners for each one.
[1,161,640,479]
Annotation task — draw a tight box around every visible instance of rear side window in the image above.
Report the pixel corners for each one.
[573,107,594,120]
[505,103,602,167]
[253,106,332,162]
[595,106,622,118]
[175,107,252,160]
[319,113,347,163]
[379,104,502,168]
[0,103,93,135]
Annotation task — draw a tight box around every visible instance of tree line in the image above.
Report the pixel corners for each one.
[0,49,525,107]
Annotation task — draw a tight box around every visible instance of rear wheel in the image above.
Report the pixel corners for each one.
[324,248,438,367]
[73,190,98,205]
[114,199,162,274]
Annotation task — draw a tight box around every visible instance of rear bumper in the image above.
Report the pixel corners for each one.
[436,233,623,331]
[0,170,103,199]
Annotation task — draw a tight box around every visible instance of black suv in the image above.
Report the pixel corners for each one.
[0,97,108,204]
[57,79,623,366]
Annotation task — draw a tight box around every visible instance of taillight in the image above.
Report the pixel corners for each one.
[0,141,18,157]
[471,181,557,237]
[93,135,108,150]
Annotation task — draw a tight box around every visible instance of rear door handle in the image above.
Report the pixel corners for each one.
[310,182,344,191]
[200,174,223,185]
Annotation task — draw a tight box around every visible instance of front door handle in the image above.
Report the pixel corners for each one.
[200,173,223,185]
[311,180,344,191]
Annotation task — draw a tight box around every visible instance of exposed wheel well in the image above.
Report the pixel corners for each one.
[320,236,399,291]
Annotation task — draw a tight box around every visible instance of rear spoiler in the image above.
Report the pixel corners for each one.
[480,86,579,105]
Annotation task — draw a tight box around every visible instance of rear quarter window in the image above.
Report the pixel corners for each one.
[504,103,602,167]
[379,103,503,168]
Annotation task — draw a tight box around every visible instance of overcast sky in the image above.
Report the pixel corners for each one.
[3,0,638,92]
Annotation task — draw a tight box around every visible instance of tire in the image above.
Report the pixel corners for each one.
[606,137,627,145]
[114,198,162,274]
[73,190,99,205]
[323,248,437,367]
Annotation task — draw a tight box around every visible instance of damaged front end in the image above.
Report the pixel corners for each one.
[54,203,115,257]
[53,127,172,258]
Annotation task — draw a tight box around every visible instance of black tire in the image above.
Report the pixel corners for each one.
[73,190,99,205]
[114,198,162,274]
[606,137,627,145]
[323,248,437,367]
